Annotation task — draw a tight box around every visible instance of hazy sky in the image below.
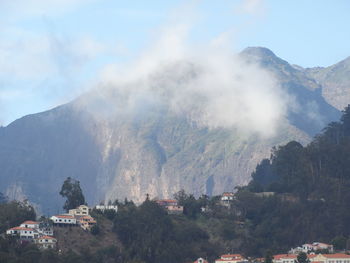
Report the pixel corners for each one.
[0,0,349,125]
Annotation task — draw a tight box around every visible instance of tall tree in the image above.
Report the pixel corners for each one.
[264,250,273,263]
[296,252,310,263]
[59,177,86,212]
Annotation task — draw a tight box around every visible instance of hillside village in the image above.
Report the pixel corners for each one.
[4,204,117,250]
[3,192,350,263]
[194,249,350,263]
[2,192,231,251]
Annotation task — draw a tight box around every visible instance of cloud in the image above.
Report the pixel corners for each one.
[235,0,266,16]
[77,21,289,138]
[0,0,96,22]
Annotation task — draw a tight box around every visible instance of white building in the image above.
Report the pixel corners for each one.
[309,254,350,263]
[220,193,235,207]
[312,242,334,253]
[95,205,118,212]
[50,215,77,225]
[6,227,37,240]
[20,221,40,229]
[215,254,248,263]
[68,205,89,216]
[273,254,297,263]
[36,235,57,249]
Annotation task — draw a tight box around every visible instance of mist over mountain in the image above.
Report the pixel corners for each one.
[0,47,346,212]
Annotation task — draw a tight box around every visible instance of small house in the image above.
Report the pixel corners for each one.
[50,215,77,225]
[68,205,89,216]
[79,215,97,231]
[215,254,248,263]
[36,235,57,249]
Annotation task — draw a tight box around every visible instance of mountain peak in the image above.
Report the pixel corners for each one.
[241,47,277,59]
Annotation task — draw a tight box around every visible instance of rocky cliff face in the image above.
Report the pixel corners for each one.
[304,57,350,110]
[0,47,346,212]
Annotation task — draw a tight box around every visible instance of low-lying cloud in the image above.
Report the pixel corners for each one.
[78,23,289,138]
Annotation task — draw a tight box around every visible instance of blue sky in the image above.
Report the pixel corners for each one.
[0,0,349,125]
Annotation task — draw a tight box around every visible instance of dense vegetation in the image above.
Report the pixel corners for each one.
[241,105,350,255]
[113,197,214,263]
[0,199,36,234]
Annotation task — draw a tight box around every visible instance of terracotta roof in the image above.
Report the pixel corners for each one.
[322,254,350,258]
[9,227,34,231]
[21,221,39,225]
[273,254,297,260]
[222,192,235,196]
[219,254,244,260]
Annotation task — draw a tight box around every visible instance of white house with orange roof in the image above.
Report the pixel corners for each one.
[20,221,40,229]
[50,215,77,225]
[6,226,37,240]
[311,243,334,253]
[156,199,183,214]
[273,254,297,263]
[309,254,350,263]
[215,254,248,263]
[291,242,334,254]
[220,193,235,207]
[79,215,97,230]
[35,235,57,249]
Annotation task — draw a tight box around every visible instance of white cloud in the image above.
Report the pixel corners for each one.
[0,0,96,22]
[235,0,266,17]
[78,22,289,138]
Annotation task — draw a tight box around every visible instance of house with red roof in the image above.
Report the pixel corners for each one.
[309,253,350,263]
[36,235,57,249]
[156,199,183,214]
[6,226,37,240]
[215,254,248,263]
[273,254,297,263]
[20,221,40,229]
[220,192,235,207]
[79,215,97,230]
[290,242,334,254]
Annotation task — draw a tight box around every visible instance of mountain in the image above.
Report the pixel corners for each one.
[0,47,346,212]
[304,57,350,110]
[242,47,340,135]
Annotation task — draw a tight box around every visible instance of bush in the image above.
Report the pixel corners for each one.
[91,225,100,235]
